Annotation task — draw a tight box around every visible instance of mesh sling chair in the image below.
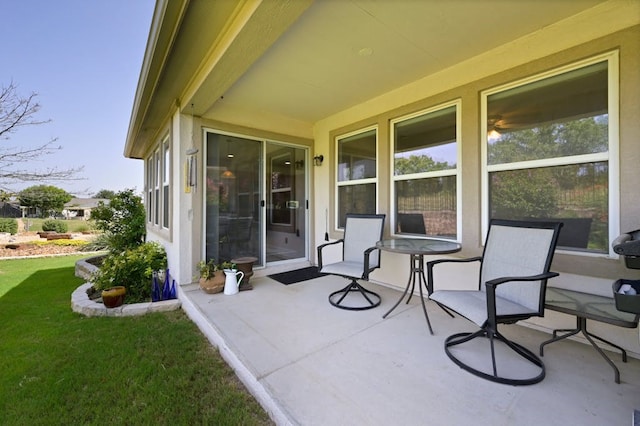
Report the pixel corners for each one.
[429,219,562,385]
[317,214,386,310]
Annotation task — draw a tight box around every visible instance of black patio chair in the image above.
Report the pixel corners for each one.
[317,213,385,310]
[428,219,562,385]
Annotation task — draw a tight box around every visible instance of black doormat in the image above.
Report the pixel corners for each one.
[268,266,327,285]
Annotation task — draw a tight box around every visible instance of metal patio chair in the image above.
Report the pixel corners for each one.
[429,219,562,385]
[317,213,386,310]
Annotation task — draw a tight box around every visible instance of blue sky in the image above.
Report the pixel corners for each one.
[1,0,155,196]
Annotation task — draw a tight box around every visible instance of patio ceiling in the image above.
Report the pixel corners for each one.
[125,0,608,158]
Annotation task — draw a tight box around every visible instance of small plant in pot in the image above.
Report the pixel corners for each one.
[219,261,237,272]
[197,259,225,294]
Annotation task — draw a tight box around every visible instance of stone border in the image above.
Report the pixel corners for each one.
[72,255,181,317]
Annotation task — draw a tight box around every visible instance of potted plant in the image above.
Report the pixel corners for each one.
[197,259,225,294]
[219,260,237,272]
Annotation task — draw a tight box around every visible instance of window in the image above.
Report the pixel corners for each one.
[162,139,170,228]
[146,157,153,222]
[145,135,171,230]
[482,52,618,253]
[154,149,160,226]
[336,127,377,228]
[391,102,460,240]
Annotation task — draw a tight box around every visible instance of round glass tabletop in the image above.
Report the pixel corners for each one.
[376,238,461,255]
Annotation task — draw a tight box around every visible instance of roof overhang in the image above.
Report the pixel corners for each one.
[125,0,636,160]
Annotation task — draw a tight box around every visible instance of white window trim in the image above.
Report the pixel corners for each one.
[334,125,379,231]
[389,99,462,241]
[154,148,160,226]
[161,135,171,230]
[146,133,171,233]
[146,157,153,223]
[480,51,620,257]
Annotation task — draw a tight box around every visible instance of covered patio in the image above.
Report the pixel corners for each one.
[180,266,640,425]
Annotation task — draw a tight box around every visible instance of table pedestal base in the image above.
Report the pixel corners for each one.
[539,316,628,383]
[383,254,433,334]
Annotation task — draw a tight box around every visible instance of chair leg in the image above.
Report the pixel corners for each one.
[444,328,545,386]
[329,279,381,311]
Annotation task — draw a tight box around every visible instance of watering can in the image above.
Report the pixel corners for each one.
[223,269,244,295]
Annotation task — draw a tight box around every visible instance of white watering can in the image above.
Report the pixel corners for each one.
[223,269,244,295]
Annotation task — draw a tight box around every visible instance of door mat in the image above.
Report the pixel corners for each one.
[268,267,327,285]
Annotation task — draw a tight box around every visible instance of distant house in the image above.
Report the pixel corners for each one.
[0,201,21,218]
[63,198,108,220]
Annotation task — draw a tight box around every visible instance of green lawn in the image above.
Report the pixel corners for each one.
[0,255,273,425]
[21,218,95,233]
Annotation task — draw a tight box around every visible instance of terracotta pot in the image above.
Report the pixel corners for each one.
[199,270,225,294]
[102,286,126,308]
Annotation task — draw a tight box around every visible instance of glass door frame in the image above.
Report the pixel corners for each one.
[265,141,310,265]
[202,128,310,268]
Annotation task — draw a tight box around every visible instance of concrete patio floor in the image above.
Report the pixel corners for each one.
[180,265,640,426]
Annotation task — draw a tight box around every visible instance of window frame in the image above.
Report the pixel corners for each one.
[145,133,172,232]
[154,148,160,226]
[146,157,153,223]
[390,99,462,241]
[162,137,170,229]
[334,125,379,230]
[480,51,620,257]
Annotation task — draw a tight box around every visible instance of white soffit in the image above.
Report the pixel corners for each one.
[204,0,610,125]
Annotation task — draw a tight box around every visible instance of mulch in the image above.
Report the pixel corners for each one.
[0,243,86,258]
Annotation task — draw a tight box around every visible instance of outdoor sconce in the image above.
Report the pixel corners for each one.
[186,148,198,189]
[313,155,324,166]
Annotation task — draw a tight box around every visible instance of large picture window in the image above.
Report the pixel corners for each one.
[391,102,460,240]
[336,127,377,228]
[482,52,618,253]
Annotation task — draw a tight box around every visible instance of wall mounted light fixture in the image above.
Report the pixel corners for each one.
[186,148,198,188]
[313,155,324,166]
[185,104,199,191]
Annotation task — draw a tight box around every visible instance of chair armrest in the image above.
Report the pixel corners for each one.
[485,271,560,288]
[485,272,560,326]
[362,246,381,280]
[426,256,482,294]
[317,239,344,269]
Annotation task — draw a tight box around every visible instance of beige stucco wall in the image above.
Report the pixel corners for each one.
[312,23,640,277]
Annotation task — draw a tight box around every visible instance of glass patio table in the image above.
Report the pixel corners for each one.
[539,287,639,383]
[376,238,461,334]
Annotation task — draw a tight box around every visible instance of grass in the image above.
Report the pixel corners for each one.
[21,218,95,233]
[0,255,273,425]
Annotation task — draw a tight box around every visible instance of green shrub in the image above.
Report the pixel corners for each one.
[0,218,18,234]
[90,189,146,252]
[92,241,167,303]
[42,219,68,233]
[81,233,110,252]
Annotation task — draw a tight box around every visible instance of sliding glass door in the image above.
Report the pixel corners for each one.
[266,142,307,263]
[205,133,262,264]
[205,131,307,267]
